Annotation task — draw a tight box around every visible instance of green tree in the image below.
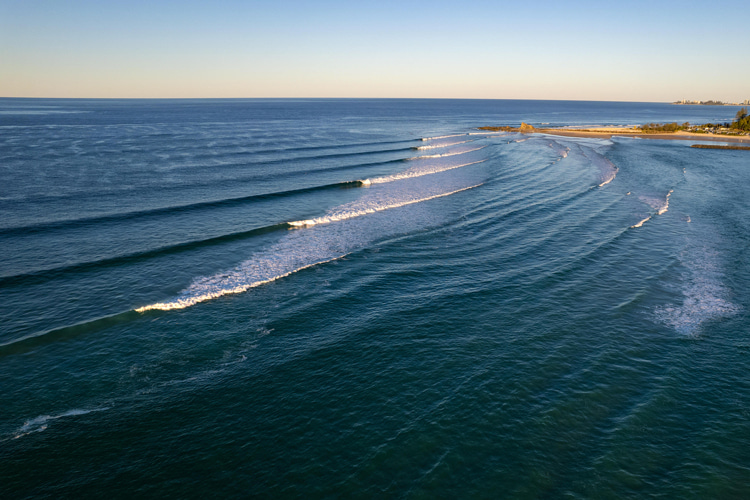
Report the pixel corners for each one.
[736,107,748,121]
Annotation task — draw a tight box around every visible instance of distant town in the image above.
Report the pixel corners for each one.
[673,99,750,105]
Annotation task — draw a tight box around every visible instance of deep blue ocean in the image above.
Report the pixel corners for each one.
[1,99,749,498]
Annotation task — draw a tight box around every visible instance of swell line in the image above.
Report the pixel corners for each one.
[0,222,292,288]
[206,137,421,157]
[0,181,366,237]
[0,310,141,356]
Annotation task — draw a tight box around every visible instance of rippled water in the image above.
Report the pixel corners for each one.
[1,99,748,497]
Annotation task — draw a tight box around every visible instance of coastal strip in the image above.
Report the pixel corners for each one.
[690,144,750,150]
[478,125,750,144]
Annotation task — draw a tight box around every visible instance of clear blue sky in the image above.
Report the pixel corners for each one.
[2,0,748,101]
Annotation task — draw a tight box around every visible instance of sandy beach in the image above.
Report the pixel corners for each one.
[535,126,750,144]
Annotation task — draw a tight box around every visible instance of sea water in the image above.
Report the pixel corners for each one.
[1,99,749,497]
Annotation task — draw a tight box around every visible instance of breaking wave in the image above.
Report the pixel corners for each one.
[631,190,673,228]
[408,145,486,160]
[138,183,483,312]
[421,134,466,141]
[548,140,570,158]
[413,140,470,150]
[578,145,618,187]
[288,184,482,228]
[364,160,485,185]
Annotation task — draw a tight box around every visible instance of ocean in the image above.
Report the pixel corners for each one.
[1,99,748,497]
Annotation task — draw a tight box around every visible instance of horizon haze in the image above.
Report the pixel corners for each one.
[1,0,749,102]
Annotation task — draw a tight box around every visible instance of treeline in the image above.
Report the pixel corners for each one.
[639,108,750,133]
[732,107,750,131]
[639,122,690,133]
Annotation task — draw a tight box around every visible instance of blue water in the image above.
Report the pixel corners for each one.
[1,99,749,497]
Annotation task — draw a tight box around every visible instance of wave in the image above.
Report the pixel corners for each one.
[421,134,466,141]
[0,154,410,212]
[12,407,110,440]
[407,145,486,160]
[139,182,482,311]
[578,145,619,187]
[0,310,142,355]
[2,160,484,286]
[135,255,344,312]
[0,181,367,238]
[547,140,570,158]
[0,222,291,288]
[288,184,482,228]
[630,190,674,228]
[413,140,471,150]
[364,160,486,185]
[221,137,421,158]
[630,216,652,229]
[658,190,673,215]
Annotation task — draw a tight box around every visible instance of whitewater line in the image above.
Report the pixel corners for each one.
[630,190,674,228]
[421,134,466,141]
[408,145,486,160]
[137,183,483,312]
[288,183,483,228]
[364,159,486,185]
[413,140,471,150]
[135,256,345,312]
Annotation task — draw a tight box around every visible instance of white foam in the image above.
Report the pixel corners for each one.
[630,216,652,228]
[421,134,466,141]
[657,190,674,215]
[630,190,673,228]
[288,184,482,228]
[138,182,483,312]
[547,141,570,158]
[414,140,470,150]
[577,146,618,187]
[136,256,343,311]
[408,145,486,160]
[639,189,673,213]
[366,159,485,185]
[655,247,739,335]
[13,407,109,439]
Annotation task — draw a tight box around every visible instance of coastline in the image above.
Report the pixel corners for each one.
[478,125,750,144]
[536,127,750,144]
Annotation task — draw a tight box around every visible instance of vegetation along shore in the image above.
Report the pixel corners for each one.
[480,108,750,145]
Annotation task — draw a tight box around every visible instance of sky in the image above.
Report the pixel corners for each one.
[1,0,749,101]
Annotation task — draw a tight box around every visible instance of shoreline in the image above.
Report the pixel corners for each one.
[537,128,750,144]
[480,126,750,144]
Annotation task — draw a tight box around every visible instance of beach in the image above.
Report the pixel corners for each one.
[537,126,750,144]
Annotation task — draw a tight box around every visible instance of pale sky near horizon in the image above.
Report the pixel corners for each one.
[1,0,748,102]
